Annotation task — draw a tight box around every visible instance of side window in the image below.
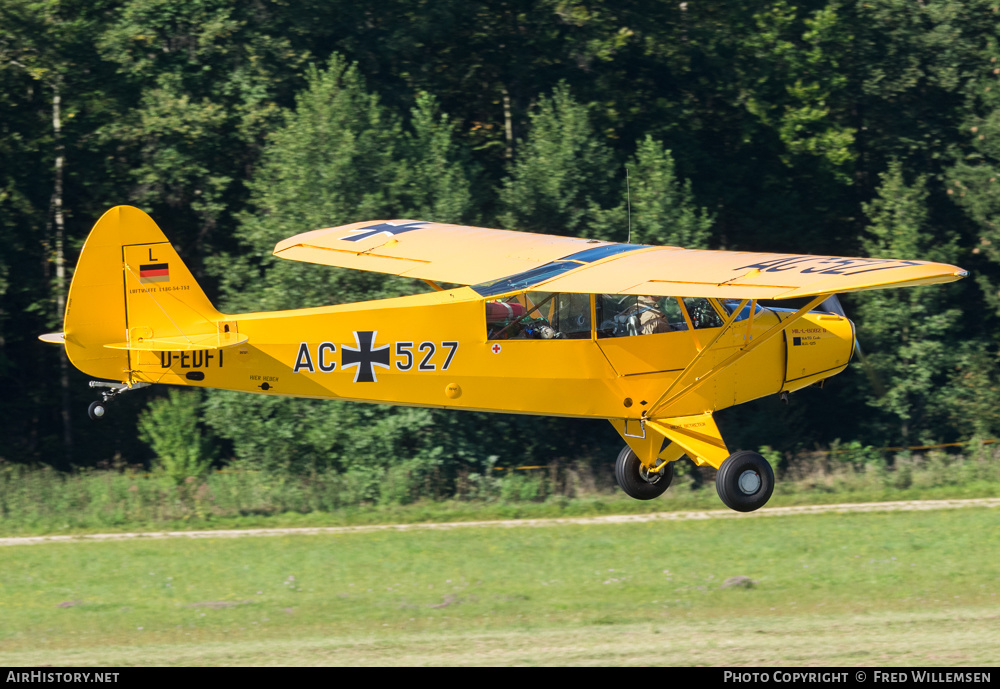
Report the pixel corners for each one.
[486,295,529,339]
[597,294,632,337]
[597,295,688,338]
[550,293,592,339]
[682,297,724,329]
[660,297,690,331]
[486,292,592,340]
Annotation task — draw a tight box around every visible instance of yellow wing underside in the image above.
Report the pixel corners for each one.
[274,220,967,299]
[273,220,606,285]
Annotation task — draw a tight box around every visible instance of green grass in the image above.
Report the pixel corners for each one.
[2,446,999,536]
[1,506,998,665]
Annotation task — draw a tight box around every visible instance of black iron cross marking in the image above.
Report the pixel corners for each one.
[341,331,391,383]
[341,221,429,243]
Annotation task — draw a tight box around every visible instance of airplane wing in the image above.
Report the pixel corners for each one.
[274,220,966,299]
[273,220,618,285]
[532,247,967,299]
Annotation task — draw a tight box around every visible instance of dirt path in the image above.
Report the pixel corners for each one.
[2,497,997,547]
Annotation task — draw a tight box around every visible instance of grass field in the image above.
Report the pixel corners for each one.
[1,505,998,666]
[2,449,998,536]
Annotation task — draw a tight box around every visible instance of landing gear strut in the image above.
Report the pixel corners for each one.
[614,446,674,500]
[86,381,150,420]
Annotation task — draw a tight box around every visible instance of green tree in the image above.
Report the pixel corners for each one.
[306,1,603,177]
[0,0,125,466]
[938,32,1000,439]
[97,0,307,271]
[852,160,962,443]
[138,389,216,484]
[591,135,714,247]
[740,1,856,184]
[947,30,1000,316]
[497,83,615,236]
[204,53,411,474]
[219,53,424,313]
[203,54,485,480]
[939,345,1000,440]
[397,92,478,224]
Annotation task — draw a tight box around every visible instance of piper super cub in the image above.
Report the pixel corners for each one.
[40,206,967,512]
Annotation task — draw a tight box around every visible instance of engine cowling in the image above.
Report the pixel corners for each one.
[781,311,855,392]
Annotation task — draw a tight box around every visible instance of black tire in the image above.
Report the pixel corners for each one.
[715,450,774,512]
[87,401,106,421]
[615,446,673,500]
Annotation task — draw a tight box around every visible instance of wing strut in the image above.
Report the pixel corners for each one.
[646,295,827,418]
[641,298,749,415]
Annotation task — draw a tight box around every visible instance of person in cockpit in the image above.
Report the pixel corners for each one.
[636,295,673,335]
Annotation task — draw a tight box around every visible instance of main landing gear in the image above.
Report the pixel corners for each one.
[614,446,674,500]
[87,381,150,420]
[614,446,774,512]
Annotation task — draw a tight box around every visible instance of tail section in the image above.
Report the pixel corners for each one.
[62,206,234,382]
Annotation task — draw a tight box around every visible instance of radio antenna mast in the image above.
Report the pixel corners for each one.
[626,167,632,244]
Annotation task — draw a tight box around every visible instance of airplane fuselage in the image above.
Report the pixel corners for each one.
[127,287,854,421]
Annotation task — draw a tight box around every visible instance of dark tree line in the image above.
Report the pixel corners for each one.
[3,0,999,478]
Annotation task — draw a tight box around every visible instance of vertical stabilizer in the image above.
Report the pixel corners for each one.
[63,206,221,381]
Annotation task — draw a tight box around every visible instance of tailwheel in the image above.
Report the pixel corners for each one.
[87,401,106,420]
[614,446,673,500]
[85,381,150,420]
[715,450,774,512]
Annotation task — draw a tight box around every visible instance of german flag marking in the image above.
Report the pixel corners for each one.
[139,263,169,283]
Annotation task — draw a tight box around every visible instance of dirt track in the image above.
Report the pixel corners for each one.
[2,497,997,547]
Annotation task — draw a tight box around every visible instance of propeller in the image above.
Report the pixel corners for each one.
[819,294,885,398]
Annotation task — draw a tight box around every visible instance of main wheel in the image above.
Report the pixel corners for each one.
[615,446,673,500]
[87,401,106,420]
[715,450,774,512]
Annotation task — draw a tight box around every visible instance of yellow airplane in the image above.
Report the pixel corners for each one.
[41,206,967,512]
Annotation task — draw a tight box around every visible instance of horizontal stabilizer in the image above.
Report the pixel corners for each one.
[104,332,248,352]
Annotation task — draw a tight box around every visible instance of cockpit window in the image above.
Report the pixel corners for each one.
[486,292,592,340]
[597,295,689,338]
[549,293,592,338]
[682,297,725,329]
[718,298,762,322]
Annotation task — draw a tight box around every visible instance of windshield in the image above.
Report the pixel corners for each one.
[472,261,583,297]
[471,243,647,297]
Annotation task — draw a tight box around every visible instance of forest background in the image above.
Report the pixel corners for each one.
[3,0,1000,501]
